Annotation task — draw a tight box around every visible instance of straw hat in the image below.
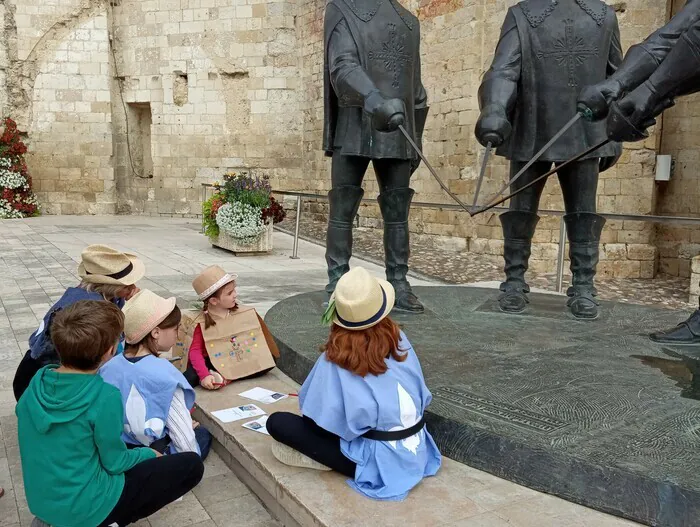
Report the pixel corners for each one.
[78,244,145,286]
[123,289,177,344]
[192,265,238,300]
[331,267,395,331]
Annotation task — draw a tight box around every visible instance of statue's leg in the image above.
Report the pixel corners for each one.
[498,161,548,313]
[325,152,369,294]
[373,158,423,313]
[558,158,605,320]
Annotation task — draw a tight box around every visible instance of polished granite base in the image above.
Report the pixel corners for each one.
[265,286,700,527]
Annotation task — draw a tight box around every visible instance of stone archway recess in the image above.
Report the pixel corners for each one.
[3,0,106,131]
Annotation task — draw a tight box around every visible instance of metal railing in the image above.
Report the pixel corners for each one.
[201,183,700,293]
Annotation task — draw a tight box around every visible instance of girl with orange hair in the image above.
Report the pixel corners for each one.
[266,267,441,501]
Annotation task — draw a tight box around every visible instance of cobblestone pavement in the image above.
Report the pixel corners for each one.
[279,216,694,312]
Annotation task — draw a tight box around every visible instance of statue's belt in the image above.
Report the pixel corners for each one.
[361,416,426,441]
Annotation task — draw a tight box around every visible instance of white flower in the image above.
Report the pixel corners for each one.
[0,164,26,189]
[216,201,266,241]
[0,198,22,219]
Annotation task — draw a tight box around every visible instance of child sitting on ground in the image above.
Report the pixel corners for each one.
[17,300,204,527]
[179,265,277,389]
[100,290,212,458]
[13,244,144,401]
[266,267,442,501]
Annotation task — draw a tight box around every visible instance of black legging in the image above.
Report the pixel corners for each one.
[266,412,356,478]
[97,452,204,527]
[13,350,48,402]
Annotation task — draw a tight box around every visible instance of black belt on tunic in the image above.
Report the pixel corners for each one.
[362,417,426,441]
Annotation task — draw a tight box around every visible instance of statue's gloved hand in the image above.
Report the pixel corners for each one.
[577,79,623,121]
[607,82,675,142]
[475,105,511,147]
[364,91,406,132]
[598,142,622,173]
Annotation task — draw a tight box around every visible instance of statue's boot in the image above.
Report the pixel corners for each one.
[499,211,540,313]
[565,212,606,320]
[378,188,423,313]
[325,186,364,295]
[649,309,700,345]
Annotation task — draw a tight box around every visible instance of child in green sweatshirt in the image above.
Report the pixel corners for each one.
[17,300,204,527]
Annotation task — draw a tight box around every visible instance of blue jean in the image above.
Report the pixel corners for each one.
[126,426,212,460]
[194,426,212,460]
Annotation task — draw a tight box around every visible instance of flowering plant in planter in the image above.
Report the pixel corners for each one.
[202,172,286,250]
[0,118,39,219]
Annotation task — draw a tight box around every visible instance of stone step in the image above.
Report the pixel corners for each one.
[192,369,642,527]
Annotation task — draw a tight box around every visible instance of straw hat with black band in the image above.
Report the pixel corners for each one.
[78,244,145,286]
[324,267,395,331]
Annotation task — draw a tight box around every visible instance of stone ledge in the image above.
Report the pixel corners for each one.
[191,368,642,527]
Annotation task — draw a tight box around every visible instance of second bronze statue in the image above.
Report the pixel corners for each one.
[475,0,623,320]
[322,0,428,313]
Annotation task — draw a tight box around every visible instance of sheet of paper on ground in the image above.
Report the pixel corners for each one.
[243,416,270,435]
[239,387,288,404]
[211,404,265,423]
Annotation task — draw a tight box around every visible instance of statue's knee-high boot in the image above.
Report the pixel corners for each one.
[325,186,364,294]
[564,212,606,320]
[378,188,423,313]
[498,211,540,313]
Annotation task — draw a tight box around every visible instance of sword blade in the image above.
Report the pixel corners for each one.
[472,142,492,207]
[471,138,610,217]
[482,112,582,207]
[398,125,474,215]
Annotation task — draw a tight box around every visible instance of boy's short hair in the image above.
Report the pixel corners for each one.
[51,300,124,371]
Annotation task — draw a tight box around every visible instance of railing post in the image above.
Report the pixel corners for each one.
[201,184,206,234]
[290,195,302,259]
[556,216,567,293]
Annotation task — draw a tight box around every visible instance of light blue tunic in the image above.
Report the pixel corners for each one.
[299,332,441,500]
[99,354,198,455]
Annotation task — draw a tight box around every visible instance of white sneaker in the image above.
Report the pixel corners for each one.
[271,441,332,471]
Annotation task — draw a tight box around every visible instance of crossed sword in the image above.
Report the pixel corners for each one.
[398,109,610,216]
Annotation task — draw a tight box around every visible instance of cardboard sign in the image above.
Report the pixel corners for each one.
[174,306,277,381]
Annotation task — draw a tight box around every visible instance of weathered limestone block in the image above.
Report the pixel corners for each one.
[690,256,700,305]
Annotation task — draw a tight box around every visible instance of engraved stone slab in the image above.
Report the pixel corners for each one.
[265,287,700,527]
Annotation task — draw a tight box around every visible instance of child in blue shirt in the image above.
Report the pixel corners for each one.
[13,244,144,401]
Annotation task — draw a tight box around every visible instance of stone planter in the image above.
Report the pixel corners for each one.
[210,222,274,255]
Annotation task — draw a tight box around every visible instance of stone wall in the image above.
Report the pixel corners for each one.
[5,0,302,216]
[4,0,696,279]
[109,0,301,216]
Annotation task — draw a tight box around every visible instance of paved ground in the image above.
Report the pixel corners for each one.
[278,216,694,311]
[0,215,652,526]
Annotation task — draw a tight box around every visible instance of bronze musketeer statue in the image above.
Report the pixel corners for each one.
[476,0,623,320]
[322,0,428,313]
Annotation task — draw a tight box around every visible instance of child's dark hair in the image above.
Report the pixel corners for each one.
[51,300,124,371]
[126,306,182,357]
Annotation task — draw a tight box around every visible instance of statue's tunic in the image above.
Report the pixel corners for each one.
[322,0,427,160]
[481,0,622,162]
